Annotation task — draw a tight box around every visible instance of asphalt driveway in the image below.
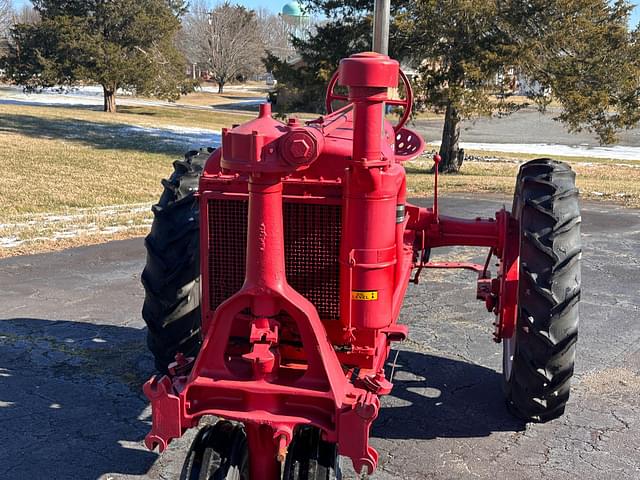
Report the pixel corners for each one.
[0,195,638,479]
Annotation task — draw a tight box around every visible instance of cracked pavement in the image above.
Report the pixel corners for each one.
[0,195,638,480]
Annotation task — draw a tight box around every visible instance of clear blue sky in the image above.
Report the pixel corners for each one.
[11,0,640,27]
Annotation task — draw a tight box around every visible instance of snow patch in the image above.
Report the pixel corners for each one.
[0,85,265,111]
[0,203,155,250]
[0,203,154,231]
[119,124,221,149]
[430,141,640,161]
[0,237,24,248]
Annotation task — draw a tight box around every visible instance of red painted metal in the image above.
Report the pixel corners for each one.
[143,52,521,478]
[326,57,413,132]
[394,127,425,162]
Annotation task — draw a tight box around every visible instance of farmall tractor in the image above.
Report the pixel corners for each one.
[140,6,581,479]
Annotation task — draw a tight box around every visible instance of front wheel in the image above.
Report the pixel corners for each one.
[283,426,341,480]
[504,158,581,422]
[180,421,249,480]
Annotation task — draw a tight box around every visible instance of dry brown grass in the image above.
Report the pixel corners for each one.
[406,156,640,208]
[0,102,251,131]
[174,89,266,108]
[0,102,249,217]
[1,101,638,258]
[0,135,169,217]
[0,102,244,256]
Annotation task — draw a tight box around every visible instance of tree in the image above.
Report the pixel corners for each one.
[507,0,640,145]
[404,0,639,171]
[255,8,293,61]
[0,0,11,39]
[400,1,522,171]
[2,0,190,112]
[182,1,264,93]
[269,0,639,173]
[266,0,411,114]
[11,4,40,25]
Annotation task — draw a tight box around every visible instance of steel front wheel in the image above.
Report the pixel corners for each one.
[180,421,250,480]
[283,426,341,480]
[504,158,581,422]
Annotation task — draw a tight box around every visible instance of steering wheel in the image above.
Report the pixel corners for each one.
[325,68,414,132]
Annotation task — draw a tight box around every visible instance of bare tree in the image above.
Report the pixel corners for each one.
[0,0,11,35]
[183,1,264,93]
[12,4,40,25]
[1,3,40,56]
[0,0,11,57]
[255,8,293,61]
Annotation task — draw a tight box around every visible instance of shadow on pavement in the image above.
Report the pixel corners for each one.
[375,350,525,439]
[0,318,524,479]
[0,318,158,479]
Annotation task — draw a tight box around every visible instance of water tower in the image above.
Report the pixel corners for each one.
[281,1,310,40]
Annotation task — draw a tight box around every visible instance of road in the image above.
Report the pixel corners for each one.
[0,196,638,479]
[413,107,640,147]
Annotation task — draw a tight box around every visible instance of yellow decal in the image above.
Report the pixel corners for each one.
[351,290,379,301]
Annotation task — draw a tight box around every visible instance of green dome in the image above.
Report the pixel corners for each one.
[282,2,303,17]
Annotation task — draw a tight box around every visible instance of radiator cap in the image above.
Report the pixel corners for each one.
[339,52,399,89]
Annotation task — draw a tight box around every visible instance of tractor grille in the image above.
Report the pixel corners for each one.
[208,199,248,311]
[207,199,342,320]
[284,202,342,320]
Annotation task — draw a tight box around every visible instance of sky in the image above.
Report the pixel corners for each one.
[11,0,640,27]
[12,0,280,12]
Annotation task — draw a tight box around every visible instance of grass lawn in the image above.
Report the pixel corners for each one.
[0,102,241,257]
[173,85,269,108]
[407,150,640,207]
[1,101,637,257]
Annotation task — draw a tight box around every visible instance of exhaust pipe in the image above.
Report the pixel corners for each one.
[373,0,391,54]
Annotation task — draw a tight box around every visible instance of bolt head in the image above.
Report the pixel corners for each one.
[290,138,311,159]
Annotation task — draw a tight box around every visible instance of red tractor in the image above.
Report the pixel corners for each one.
[140,51,581,479]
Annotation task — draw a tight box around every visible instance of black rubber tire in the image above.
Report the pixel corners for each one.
[141,148,211,373]
[504,158,581,422]
[180,421,250,480]
[283,426,340,480]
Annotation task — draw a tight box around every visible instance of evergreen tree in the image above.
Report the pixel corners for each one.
[2,0,189,112]
[265,0,410,114]
[268,0,639,173]
[406,0,639,171]
[506,0,639,145]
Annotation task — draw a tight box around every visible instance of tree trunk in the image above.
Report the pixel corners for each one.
[217,82,224,94]
[103,86,116,113]
[439,103,463,172]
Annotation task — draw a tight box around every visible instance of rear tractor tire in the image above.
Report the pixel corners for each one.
[503,158,581,422]
[141,148,211,373]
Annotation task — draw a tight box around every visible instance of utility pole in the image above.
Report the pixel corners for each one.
[372,0,391,55]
